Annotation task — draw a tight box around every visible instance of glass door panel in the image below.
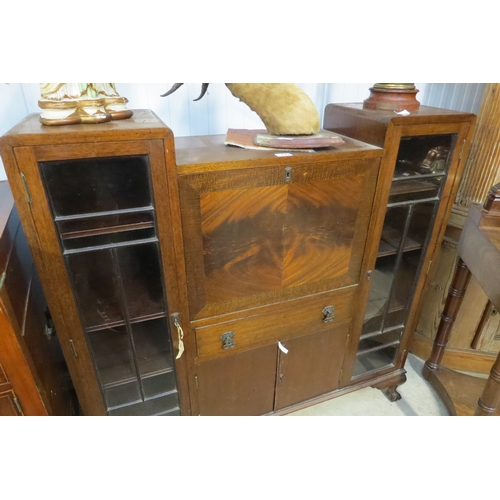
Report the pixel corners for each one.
[39,155,181,415]
[353,344,399,377]
[393,135,454,178]
[353,133,456,379]
[40,156,152,216]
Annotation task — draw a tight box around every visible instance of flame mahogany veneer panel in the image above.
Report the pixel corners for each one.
[179,159,379,321]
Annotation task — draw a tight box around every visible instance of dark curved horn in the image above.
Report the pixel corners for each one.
[160,83,184,97]
[193,83,209,101]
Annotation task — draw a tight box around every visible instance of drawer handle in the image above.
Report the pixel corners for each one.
[322,305,335,323]
[221,331,236,350]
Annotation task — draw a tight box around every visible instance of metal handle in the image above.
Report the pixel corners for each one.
[322,305,335,323]
[221,331,236,350]
[172,313,185,360]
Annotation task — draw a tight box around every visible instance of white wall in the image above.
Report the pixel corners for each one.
[0,83,486,182]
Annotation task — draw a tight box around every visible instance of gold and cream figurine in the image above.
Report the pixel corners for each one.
[38,83,133,125]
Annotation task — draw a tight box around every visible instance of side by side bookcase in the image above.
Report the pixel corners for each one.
[0,105,475,415]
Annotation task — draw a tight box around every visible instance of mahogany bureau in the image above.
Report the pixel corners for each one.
[0,106,475,416]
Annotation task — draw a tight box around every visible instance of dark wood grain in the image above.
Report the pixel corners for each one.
[179,157,380,321]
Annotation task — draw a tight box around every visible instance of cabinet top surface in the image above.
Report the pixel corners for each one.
[0,110,171,147]
[326,103,476,124]
[175,133,382,168]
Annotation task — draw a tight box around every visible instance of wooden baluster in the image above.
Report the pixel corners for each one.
[475,353,500,415]
[423,258,472,379]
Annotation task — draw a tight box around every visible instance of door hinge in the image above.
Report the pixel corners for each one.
[366,270,373,281]
[20,172,32,204]
[13,396,24,415]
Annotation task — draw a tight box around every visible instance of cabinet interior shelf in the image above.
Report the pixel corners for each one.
[86,311,167,333]
[54,206,155,222]
[102,366,176,391]
[63,236,159,255]
[356,339,400,357]
[61,221,155,240]
[393,171,444,182]
[88,318,173,382]
[377,225,424,257]
[390,178,441,196]
[364,297,405,322]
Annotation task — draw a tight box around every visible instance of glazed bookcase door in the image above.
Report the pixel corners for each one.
[15,141,183,416]
[352,133,458,379]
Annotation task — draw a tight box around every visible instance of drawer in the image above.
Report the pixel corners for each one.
[194,286,356,360]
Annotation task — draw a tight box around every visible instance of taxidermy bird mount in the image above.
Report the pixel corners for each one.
[161,83,321,136]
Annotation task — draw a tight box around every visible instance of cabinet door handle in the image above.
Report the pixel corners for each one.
[172,313,185,360]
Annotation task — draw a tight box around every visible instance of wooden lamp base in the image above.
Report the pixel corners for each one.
[363,84,420,111]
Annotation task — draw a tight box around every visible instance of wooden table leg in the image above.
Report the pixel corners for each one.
[423,258,472,379]
[475,351,500,415]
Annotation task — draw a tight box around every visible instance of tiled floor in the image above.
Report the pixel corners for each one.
[287,354,450,416]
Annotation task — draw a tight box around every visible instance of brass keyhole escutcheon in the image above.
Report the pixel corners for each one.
[322,306,335,323]
[221,331,236,350]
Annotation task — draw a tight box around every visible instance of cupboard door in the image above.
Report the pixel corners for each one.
[353,133,458,379]
[178,158,379,320]
[15,142,183,416]
[196,344,278,416]
[39,155,181,416]
[274,324,349,410]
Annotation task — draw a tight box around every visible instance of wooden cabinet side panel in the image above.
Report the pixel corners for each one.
[8,146,107,415]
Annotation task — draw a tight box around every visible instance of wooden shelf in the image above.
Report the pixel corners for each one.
[88,318,174,388]
[378,225,424,257]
